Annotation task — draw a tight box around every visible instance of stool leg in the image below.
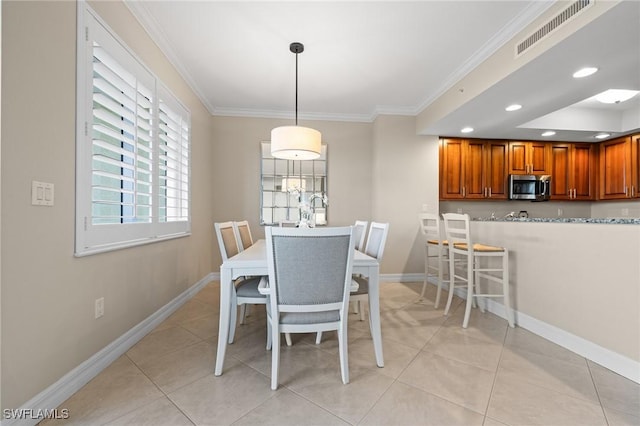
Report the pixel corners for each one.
[462,251,474,329]
[502,250,515,327]
[434,245,443,308]
[475,260,484,313]
[420,244,429,299]
[444,249,456,316]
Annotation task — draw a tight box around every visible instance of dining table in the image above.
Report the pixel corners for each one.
[214,239,384,376]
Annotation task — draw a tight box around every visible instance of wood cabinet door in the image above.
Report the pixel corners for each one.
[572,143,596,200]
[440,138,465,199]
[464,140,487,199]
[485,141,509,199]
[550,144,572,200]
[599,136,632,199]
[508,141,528,174]
[530,142,551,174]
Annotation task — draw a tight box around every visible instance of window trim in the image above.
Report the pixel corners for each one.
[75,2,191,257]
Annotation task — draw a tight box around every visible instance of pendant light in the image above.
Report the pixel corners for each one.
[271,42,321,160]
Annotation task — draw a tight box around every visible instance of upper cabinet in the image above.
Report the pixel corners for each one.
[599,136,637,200]
[508,141,551,175]
[550,143,597,200]
[440,138,508,200]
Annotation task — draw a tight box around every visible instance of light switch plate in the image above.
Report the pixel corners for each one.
[32,181,54,206]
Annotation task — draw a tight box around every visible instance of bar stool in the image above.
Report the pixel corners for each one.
[418,213,449,308]
[442,213,514,328]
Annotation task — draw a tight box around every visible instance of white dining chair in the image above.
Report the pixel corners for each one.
[418,213,449,308]
[350,221,390,321]
[442,213,514,328]
[260,226,356,390]
[214,221,267,343]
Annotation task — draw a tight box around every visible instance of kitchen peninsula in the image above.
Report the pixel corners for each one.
[465,218,640,383]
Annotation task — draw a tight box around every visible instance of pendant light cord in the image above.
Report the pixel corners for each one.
[295,50,299,126]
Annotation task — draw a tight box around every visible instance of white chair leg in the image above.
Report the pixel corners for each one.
[337,322,349,384]
[239,304,247,324]
[502,250,515,327]
[463,254,474,329]
[420,245,429,299]
[285,332,292,346]
[434,249,443,308]
[315,332,323,344]
[444,251,456,316]
[271,328,280,390]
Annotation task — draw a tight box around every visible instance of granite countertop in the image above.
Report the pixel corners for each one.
[472,217,640,224]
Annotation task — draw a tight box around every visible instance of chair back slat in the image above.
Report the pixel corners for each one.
[214,221,240,261]
[419,213,443,242]
[353,220,368,252]
[442,213,472,247]
[234,220,253,251]
[364,222,390,261]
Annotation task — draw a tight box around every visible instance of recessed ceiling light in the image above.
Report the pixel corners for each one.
[573,67,598,78]
[594,89,640,104]
[505,104,522,112]
[595,133,611,139]
[541,131,556,137]
[461,127,474,133]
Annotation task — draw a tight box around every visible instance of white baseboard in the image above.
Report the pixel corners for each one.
[421,276,640,384]
[2,273,215,426]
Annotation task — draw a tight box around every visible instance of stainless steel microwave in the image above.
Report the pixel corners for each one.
[508,174,551,201]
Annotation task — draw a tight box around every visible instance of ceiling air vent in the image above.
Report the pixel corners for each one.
[516,0,593,57]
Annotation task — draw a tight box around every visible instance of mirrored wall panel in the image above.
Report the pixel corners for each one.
[260,142,327,226]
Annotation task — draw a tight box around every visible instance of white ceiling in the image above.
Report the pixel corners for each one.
[125,1,640,142]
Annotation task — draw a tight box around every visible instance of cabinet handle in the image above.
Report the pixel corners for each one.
[625,186,628,197]
[484,187,488,197]
[463,187,466,198]
[489,188,492,198]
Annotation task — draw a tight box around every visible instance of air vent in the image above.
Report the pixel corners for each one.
[516,0,593,57]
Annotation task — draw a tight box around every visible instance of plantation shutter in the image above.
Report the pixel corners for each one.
[158,88,190,223]
[91,44,154,225]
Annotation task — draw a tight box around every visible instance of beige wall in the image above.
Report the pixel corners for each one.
[1,1,214,409]
[473,221,640,363]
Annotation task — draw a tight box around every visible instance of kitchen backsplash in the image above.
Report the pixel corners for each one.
[440,200,640,219]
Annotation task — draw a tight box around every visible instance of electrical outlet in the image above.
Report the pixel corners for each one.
[557,208,563,217]
[457,208,463,214]
[95,297,104,319]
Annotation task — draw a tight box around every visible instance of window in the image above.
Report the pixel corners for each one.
[75,4,190,256]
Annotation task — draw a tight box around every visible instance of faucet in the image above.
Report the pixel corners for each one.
[503,211,515,219]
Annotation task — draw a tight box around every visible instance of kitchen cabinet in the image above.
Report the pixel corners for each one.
[440,138,508,200]
[599,136,637,200]
[550,143,597,200]
[508,141,551,175]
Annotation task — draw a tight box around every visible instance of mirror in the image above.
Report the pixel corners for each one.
[260,142,328,226]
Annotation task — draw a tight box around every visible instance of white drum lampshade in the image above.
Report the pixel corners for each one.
[271,126,321,160]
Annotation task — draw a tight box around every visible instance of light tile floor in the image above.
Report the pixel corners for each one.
[42,281,640,426]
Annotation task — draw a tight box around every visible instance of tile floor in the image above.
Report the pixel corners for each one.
[42,281,639,425]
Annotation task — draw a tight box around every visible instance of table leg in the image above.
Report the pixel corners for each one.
[368,266,384,367]
[215,266,231,375]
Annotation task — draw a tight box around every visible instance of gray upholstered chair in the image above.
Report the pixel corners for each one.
[214,221,267,343]
[260,226,355,390]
